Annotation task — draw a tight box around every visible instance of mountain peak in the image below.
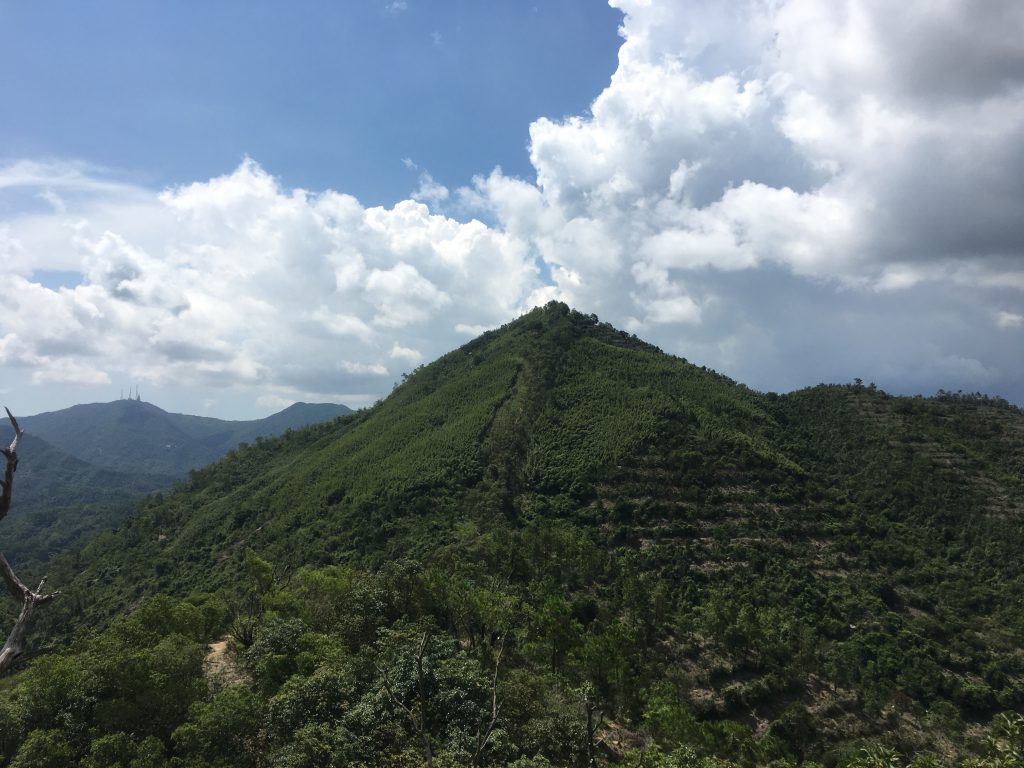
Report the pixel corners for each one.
[458,302,667,367]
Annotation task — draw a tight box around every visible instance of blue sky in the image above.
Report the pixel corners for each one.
[1,1,621,205]
[1,1,1023,419]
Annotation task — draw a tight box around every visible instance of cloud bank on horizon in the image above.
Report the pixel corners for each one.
[2,0,1023,415]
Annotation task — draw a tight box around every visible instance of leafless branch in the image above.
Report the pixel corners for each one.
[0,408,24,524]
[377,661,417,721]
[227,591,263,648]
[0,409,60,675]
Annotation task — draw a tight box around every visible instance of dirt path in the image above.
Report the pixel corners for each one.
[204,637,247,686]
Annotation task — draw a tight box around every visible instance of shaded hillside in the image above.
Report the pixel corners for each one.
[20,399,352,477]
[10,303,1024,767]
[0,401,352,574]
[0,433,172,570]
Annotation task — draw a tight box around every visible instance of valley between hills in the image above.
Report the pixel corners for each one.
[2,302,1023,767]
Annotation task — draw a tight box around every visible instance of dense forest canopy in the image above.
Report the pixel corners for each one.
[2,302,1023,767]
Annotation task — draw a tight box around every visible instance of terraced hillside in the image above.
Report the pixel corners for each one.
[5,302,1023,767]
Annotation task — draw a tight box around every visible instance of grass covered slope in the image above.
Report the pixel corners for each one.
[15,302,1024,766]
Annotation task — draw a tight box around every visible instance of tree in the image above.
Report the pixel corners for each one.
[472,633,504,767]
[581,683,604,768]
[378,630,434,766]
[1,409,60,675]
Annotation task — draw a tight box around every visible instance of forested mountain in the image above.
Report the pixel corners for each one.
[17,399,353,477]
[0,401,352,574]
[0,432,170,570]
[2,303,1023,767]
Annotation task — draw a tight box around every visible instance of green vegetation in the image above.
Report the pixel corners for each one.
[0,433,172,572]
[19,400,352,477]
[0,401,352,572]
[3,303,1023,766]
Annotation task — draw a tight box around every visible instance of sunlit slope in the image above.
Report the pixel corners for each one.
[60,303,796,594]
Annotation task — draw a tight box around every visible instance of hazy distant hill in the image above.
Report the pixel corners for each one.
[0,432,171,568]
[17,399,352,477]
[0,399,351,569]
[21,302,1022,765]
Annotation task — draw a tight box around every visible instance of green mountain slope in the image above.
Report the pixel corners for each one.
[7,303,1024,767]
[0,433,172,569]
[63,304,798,588]
[0,400,353,575]
[20,399,352,477]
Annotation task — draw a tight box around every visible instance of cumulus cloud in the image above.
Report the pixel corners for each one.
[411,173,449,208]
[469,0,1024,302]
[0,160,541,409]
[390,343,424,364]
[3,0,1023,412]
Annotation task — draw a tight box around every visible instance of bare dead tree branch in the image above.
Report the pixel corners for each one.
[0,408,23,523]
[472,632,505,767]
[377,630,433,767]
[0,408,60,675]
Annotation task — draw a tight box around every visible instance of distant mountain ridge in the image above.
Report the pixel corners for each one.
[17,399,352,477]
[0,399,351,569]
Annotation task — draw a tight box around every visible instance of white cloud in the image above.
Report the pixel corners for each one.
[31,358,112,386]
[338,361,389,376]
[390,343,423,363]
[996,311,1024,329]
[0,159,145,199]
[365,262,451,327]
[467,0,1024,303]
[36,190,66,213]
[411,173,449,208]
[0,161,541,407]
[454,323,493,336]
[644,295,703,325]
[3,0,1024,411]
[310,308,374,340]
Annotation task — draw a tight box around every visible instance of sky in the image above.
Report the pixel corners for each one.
[1,0,1023,419]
